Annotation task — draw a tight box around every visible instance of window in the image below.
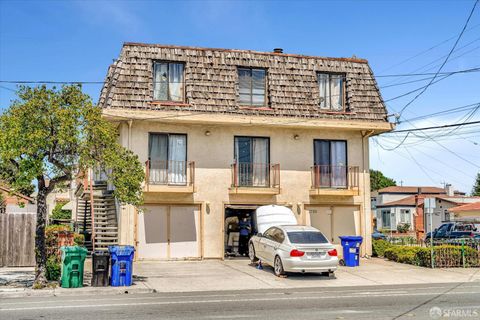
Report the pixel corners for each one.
[234,136,270,187]
[313,140,347,188]
[238,68,266,106]
[287,231,328,244]
[381,210,391,229]
[400,209,411,224]
[148,133,187,185]
[317,73,344,111]
[153,62,185,101]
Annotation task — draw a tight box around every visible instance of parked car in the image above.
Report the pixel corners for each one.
[249,225,339,277]
[372,229,387,240]
[425,222,479,241]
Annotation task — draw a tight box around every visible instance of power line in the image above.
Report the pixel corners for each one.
[384,120,480,134]
[398,0,479,116]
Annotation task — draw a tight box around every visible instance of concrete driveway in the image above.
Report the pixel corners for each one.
[135,258,480,293]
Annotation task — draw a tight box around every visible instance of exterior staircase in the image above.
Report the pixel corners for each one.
[75,180,118,253]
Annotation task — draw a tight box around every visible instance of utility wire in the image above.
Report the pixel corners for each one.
[398,0,479,116]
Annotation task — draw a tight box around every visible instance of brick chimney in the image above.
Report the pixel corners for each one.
[445,183,454,196]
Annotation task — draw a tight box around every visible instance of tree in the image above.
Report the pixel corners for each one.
[472,172,480,196]
[370,169,396,192]
[0,85,144,288]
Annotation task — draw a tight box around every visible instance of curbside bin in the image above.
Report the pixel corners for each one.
[339,236,363,267]
[109,245,135,287]
[91,251,110,287]
[60,246,88,288]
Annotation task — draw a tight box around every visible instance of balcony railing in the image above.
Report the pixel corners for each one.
[311,165,359,189]
[145,160,195,187]
[231,162,280,189]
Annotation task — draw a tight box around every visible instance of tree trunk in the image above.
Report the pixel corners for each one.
[33,187,48,288]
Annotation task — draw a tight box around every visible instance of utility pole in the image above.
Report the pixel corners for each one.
[425,198,436,269]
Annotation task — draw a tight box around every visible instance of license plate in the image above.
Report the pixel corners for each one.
[307,251,326,259]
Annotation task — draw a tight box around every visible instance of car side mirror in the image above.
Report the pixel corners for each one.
[257,232,263,237]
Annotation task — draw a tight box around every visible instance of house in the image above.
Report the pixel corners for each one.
[0,185,36,214]
[449,201,480,222]
[373,185,466,233]
[89,43,393,259]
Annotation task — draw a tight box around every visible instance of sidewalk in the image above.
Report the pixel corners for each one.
[2,258,479,298]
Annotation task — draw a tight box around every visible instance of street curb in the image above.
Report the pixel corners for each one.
[0,285,156,299]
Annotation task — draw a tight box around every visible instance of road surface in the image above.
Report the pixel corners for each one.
[1,282,479,319]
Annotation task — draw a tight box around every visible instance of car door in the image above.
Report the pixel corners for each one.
[258,227,275,263]
[262,227,283,264]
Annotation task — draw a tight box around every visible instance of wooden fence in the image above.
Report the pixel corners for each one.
[0,213,36,267]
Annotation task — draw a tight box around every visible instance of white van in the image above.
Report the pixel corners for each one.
[254,205,298,234]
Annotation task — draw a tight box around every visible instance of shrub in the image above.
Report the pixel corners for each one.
[397,223,411,233]
[384,246,421,265]
[51,202,72,220]
[372,239,391,257]
[73,233,85,246]
[46,255,61,281]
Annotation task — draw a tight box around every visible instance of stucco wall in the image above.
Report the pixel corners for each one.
[117,120,372,257]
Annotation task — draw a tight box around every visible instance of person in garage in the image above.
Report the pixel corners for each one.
[238,216,251,256]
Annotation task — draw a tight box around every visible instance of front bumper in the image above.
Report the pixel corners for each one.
[282,257,339,273]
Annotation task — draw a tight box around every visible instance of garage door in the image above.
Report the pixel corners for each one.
[137,205,200,260]
[308,206,360,244]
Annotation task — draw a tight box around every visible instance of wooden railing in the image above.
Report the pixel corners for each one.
[311,165,359,189]
[145,160,195,187]
[231,162,280,189]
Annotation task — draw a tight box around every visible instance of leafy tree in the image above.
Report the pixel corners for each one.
[0,85,144,288]
[370,169,397,192]
[472,172,480,196]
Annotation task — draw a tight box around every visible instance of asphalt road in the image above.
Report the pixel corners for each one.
[1,282,480,320]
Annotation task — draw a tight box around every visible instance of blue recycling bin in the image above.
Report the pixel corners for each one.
[339,236,363,267]
[108,245,135,286]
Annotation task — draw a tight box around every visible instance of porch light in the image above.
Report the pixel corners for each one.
[293,134,300,140]
[205,130,211,136]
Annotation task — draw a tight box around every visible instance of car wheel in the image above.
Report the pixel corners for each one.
[248,242,258,263]
[274,256,285,277]
[321,271,334,277]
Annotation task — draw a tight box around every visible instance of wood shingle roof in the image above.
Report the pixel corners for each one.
[99,43,389,122]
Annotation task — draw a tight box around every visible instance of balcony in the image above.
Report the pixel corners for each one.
[229,162,280,195]
[310,165,359,196]
[144,160,195,193]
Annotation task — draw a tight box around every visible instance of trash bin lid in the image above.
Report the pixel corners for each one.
[60,246,88,254]
[93,250,110,256]
[108,245,135,256]
[339,236,363,242]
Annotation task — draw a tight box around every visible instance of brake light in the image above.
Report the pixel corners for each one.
[328,249,338,256]
[290,249,305,257]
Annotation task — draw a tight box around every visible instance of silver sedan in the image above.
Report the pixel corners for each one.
[249,225,339,277]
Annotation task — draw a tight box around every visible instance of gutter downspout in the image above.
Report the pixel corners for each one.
[361,130,375,257]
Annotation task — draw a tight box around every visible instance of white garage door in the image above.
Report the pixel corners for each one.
[308,206,360,244]
[137,205,200,260]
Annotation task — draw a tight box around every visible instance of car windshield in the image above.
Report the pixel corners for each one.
[287,231,328,244]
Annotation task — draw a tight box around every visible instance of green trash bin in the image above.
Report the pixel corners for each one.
[60,246,88,288]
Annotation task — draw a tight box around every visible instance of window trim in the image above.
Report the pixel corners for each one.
[152,61,186,103]
[237,67,268,107]
[317,72,346,112]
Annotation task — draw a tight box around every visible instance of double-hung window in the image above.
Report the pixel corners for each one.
[313,140,347,188]
[148,133,187,185]
[234,136,270,187]
[317,73,344,111]
[238,68,266,106]
[381,210,391,229]
[400,209,411,224]
[153,62,185,102]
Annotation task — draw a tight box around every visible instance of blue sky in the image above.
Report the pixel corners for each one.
[1,0,479,193]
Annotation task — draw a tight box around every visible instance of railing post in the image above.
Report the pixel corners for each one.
[461,239,466,268]
[145,160,150,192]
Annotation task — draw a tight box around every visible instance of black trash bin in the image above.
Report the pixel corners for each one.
[91,251,110,287]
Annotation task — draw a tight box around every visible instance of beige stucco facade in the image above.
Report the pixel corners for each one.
[111,115,380,259]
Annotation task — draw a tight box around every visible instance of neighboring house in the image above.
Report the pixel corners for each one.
[0,185,36,214]
[94,43,393,259]
[449,201,480,222]
[374,185,466,234]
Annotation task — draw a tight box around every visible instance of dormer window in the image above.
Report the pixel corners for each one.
[153,62,185,102]
[317,73,345,111]
[238,68,266,106]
